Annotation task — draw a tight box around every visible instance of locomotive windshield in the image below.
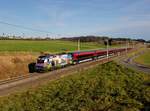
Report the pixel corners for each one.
[37,60,44,63]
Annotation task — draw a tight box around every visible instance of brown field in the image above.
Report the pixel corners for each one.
[0,53,37,80]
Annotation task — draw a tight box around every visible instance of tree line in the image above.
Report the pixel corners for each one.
[0,35,148,43]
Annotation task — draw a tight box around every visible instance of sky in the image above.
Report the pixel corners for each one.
[0,0,150,40]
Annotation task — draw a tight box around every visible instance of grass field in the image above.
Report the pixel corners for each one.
[0,40,120,53]
[0,40,102,53]
[134,49,150,67]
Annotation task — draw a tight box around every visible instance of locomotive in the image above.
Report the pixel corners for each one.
[35,53,72,72]
[35,48,131,72]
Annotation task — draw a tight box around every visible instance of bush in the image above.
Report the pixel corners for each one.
[0,62,149,111]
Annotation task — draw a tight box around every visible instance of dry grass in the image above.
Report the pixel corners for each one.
[0,53,37,80]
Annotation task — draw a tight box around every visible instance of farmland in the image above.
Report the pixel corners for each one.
[134,49,150,67]
[0,40,104,53]
[0,62,149,111]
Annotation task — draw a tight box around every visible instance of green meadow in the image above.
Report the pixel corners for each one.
[0,40,104,53]
[0,40,121,53]
[134,49,150,67]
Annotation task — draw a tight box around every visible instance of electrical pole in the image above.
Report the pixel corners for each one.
[46,34,49,38]
[107,39,109,59]
[126,40,128,54]
[22,33,25,38]
[78,39,80,51]
[2,33,5,37]
[132,41,134,48]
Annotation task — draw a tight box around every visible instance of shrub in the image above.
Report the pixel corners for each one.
[0,62,149,111]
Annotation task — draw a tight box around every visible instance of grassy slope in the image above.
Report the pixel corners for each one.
[0,54,36,80]
[0,40,104,52]
[134,49,150,67]
[0,62,149,111]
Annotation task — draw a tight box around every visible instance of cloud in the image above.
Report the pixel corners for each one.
[0,0,149,40]
[92,0,150,40]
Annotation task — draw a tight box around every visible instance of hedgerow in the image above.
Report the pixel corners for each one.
[0,62,149,111]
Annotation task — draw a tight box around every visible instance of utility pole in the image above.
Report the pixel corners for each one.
[107,39,109,59]
[2,33,5,37]
[126,40,128,54]
[132,41,134,48]
[22,33,25,38]
[78,39,80,51]
[46,34,49,38]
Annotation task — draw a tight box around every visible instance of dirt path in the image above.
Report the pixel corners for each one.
[116,49,150,74]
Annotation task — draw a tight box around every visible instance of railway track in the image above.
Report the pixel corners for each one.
[0,53,126,96]
[0,75,34,86]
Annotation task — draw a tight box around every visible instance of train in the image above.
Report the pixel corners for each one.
[31,47,132,72]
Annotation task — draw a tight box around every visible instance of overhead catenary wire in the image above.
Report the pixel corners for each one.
[0,20,52,34]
